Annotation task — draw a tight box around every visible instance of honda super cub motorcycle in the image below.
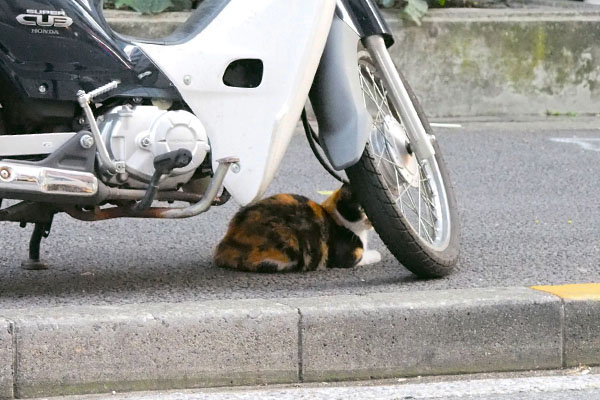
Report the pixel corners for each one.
[0,0,459,276]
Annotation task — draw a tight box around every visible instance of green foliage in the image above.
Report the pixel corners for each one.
[546,110,578,117]
[108,0,437,24]
[107,0,194,14]
[378,0,430,26]
[171,0,194,11]
[114,0,172,14]
[402,0,429,26]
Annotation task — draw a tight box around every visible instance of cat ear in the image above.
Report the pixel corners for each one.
[340,182,359,203]
[340,182,352,196]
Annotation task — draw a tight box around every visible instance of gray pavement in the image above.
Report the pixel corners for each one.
[1,118,600,308]
[31,370,600,400]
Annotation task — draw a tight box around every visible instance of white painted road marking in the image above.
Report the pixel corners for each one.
[549,137,600,152]
[430,122,462,128]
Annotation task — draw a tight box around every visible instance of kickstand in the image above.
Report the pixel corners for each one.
[21,217,54,270]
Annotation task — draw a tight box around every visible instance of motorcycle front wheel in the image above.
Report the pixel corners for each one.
[346,40,460,278]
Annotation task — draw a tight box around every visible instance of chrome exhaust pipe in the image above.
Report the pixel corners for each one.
[0,161,99,198]
[63,157,239,221]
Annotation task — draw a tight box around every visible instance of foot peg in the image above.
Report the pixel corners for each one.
[135,149,193,211]
[153,149,193,175]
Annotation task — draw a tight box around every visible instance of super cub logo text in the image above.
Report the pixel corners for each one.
[16,9,73,35]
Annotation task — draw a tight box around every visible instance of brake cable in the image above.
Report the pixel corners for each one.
[301,109,349,185]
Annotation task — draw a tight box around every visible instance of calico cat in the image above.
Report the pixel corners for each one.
[214,183,382,273]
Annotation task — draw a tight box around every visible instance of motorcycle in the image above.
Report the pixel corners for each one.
[0,0,459,276]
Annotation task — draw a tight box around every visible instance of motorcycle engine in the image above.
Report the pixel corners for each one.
[99,105,210,189]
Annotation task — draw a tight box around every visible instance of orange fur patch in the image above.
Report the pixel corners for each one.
[230,226,265,247]
[308,200,325,220]
[239,234,266,248]
[275,225,300,250]
[321,241,329,258]
[354,247,364,262]
[318,241,329,269]
[248,248,291,265]
[321,189,341,215]
[274,194,298,205]
[214,246,240,265]
[244,210,262,224]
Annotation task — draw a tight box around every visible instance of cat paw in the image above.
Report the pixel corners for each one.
[357,250,382,266]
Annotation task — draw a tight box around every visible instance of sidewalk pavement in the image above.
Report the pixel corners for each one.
[0,284,598,398]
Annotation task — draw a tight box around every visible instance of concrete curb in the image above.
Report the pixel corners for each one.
[0,319,13,400]
[0,301,298,399]
[282,288,562,382]
[0,286,598,399]
[104,7,600,118]
[565,299,600,367]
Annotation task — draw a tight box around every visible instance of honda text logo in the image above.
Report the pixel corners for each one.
[17,9,73,33]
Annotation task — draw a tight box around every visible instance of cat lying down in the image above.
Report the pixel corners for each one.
[214,183,382,273]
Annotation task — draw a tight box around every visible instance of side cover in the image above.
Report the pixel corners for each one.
[138,0,338,205]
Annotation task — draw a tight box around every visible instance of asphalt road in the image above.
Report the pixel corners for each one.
[1,118,599,308]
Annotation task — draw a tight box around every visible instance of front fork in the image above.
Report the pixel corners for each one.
[363,36,436,161]
[337,0,436,160]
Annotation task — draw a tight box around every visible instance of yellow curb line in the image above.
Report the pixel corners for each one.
[531,283,600,300]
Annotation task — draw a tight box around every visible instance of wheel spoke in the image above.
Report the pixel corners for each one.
[393,163,402,196]
[360,66,393,127]
[420,191,436,210]
[365,65,392,115]
[420,219,435,243]
[394,184,411,206]
[401,199,417,216]
[403,168,436,244]
[372,151,403,170]
[404,184,419,213]
[418,168,422,237]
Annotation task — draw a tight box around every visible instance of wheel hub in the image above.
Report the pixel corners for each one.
[373,116,419,189]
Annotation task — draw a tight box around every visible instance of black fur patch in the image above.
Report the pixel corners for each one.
[336,183,364,223]
[328,224,363,268]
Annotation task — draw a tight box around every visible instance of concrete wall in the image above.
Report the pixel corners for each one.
[387,9,600,117]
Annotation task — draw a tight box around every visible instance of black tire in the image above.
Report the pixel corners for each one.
[346,50,459,278]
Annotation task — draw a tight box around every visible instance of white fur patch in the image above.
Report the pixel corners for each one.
[334,210,372,248]
[358,249,382,266]
[334,210,382,266]
[259,259,296,272]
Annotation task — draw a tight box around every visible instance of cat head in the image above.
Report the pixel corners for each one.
[323,183,372,231]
